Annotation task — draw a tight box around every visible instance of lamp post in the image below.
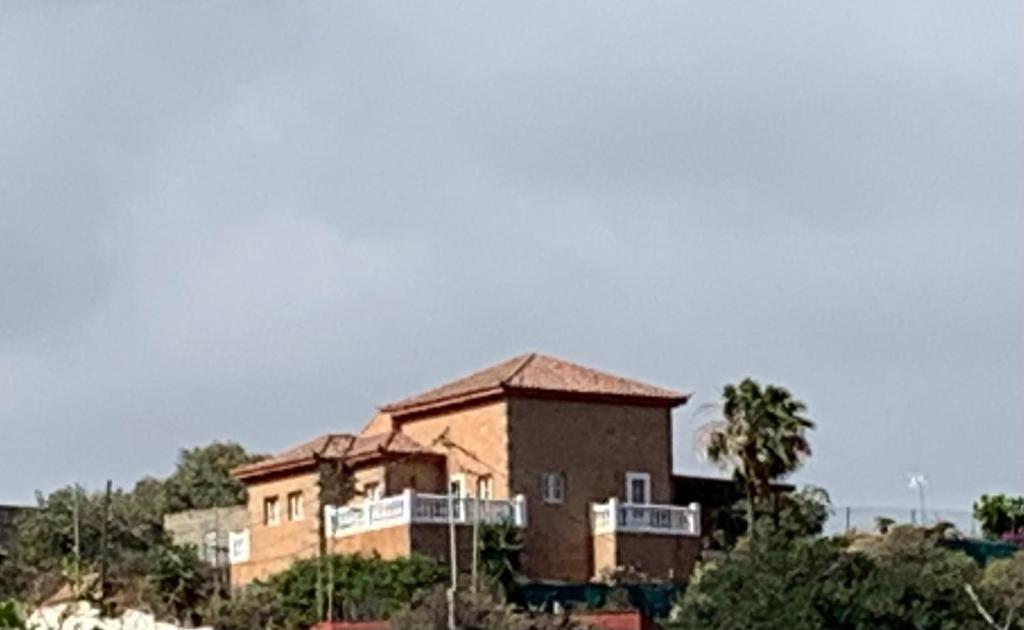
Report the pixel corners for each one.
[908,473,928,525]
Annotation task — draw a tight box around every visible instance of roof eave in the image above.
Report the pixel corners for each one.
[383,385,690,419]
[505,386,691,408]
[380,386,506,418]
[231,456,319,482]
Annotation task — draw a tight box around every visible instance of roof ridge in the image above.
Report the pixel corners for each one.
[499,352,537,386]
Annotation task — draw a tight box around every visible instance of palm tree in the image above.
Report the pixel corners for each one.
[696,378,815,541]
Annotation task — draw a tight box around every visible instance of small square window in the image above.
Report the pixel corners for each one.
[287,491,304,521]
[541,472,565,504]
[625,472,651,505]
[263,496,280,526]
[477,475,494,500]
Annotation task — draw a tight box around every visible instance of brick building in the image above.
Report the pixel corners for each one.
[228,353,705,587]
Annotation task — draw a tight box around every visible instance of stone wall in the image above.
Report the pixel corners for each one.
[163,505,248,565]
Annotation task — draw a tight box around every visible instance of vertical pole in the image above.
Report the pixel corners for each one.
[327,537,334,622]
[918,484,927,525]
[213,508,222,596]
[447,489,458,630]
[471,494,479,595]
[72,483,81,597]
[316,465,326,624]
[99,480,112,615]
[845,507,851,534]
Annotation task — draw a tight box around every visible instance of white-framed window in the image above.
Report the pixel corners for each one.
[363,481,383,502]
[263,496,280,526]
[625,471,651,505]
[541,472,565,504]
[449,473,467,497]
[287,491,304,521]
[477,475,494,500]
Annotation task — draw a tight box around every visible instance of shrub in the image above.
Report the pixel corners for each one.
[389,586,584,630]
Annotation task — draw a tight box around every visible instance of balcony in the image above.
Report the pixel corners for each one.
[326,489,528,538]
[591,499,700,537]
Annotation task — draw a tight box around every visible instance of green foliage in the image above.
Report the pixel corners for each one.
[201,585,286,630]
[15,482,164,578]
[974,553,1024,629]
[390,586,584,630]
[673,529,985,630]
[480,522,525,594]
[0,600,24,630]
[142,543,213,625]
[710,486,831,550]
[4,441,259,603]
[261,553,447,627]
[973,494,1024,540]
[163,442,262,512]
[698,379,814,539]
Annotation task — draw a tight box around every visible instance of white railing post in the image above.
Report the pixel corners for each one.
[513,494,528,527]
[607,497,620,533]
[688,502,701,536]
[402,488,415,525]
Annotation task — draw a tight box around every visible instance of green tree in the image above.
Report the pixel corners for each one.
[973,495,1024,541]
[163,442,262,512]
[697,379,815,541]
[479,522,526,595]
[142,543,213,625]
[673,531,984,630]
[259,553,447,628]
[709,486,831,550]
[972,552,1024,629]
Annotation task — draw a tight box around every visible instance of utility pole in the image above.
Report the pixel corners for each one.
[447,488,458,630]
[471,493,479,595]
[72,483,81,596]
[98,480,112,615]
[213,508,222,596]
[315,456,326,623]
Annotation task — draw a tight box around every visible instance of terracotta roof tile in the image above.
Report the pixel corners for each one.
[381,353,687,414]
[232,431,430,480]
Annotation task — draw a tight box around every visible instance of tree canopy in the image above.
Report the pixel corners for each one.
[673,529,986,630]
[163,442,263,513]
[697,379,815,539]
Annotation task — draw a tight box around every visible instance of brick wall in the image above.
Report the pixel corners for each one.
[394,401,510,498]
[507,397,674,581]
[231,470,321,586]
[592,532,700,582]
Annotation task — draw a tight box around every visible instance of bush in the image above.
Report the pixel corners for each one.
[973,495,1024,540]
[0,600,24,630]
[673,530,984,630]
[253,553,447,628]
[389,586,584,630]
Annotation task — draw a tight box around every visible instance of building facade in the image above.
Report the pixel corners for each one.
[228,353,703,587]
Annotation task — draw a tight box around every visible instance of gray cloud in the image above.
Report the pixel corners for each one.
[1,1,1021,511]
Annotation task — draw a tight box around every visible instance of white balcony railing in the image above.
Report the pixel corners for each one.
[591,499,700,537]
[325,490,527,538]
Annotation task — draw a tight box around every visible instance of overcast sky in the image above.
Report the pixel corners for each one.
[1,2,1021,511]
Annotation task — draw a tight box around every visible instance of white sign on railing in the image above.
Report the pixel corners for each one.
[228,529,250,563]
